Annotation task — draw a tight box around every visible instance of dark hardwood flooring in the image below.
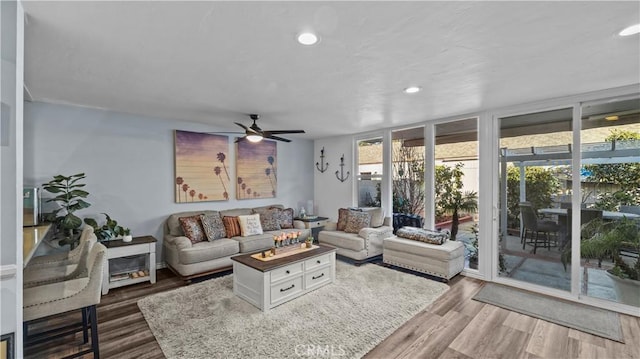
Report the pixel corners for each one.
[24,268,640,359]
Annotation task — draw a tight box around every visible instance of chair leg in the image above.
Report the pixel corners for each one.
[81,307,89,344]
[89,305,100,359]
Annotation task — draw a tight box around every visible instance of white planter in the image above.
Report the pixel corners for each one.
[123,235,133,243]
[605,271,640,307]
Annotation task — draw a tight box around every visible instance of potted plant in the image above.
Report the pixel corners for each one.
[42,173,91,247]
[84,213,127,241]
[305,236,314,248]
[122,228,133,242]
[562,218,639,306]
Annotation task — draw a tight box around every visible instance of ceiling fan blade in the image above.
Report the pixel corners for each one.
[235,136,246,143]
[263,130,305,135]
[234,122,249,131]
[265,134,291,142]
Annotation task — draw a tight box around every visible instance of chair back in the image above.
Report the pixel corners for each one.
[519,202,539,230]
[85,243,107,305]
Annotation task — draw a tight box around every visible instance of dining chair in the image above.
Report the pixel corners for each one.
[520,202,561,254]
[23,227,98,288]
[26,226,96,268]
[23,242,106,359]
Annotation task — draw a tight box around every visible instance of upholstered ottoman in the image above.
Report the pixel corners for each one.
[383,234,464,281]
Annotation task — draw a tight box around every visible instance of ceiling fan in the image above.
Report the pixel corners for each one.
[232,114,305,143]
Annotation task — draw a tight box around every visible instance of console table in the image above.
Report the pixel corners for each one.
[101,235,156,295]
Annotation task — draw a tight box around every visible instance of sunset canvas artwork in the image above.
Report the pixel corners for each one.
[236,139,277,199]
[174,130,230,202]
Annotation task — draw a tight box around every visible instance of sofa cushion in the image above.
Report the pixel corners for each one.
[362,208,384,228]
[252,207,281,231]
[222,216,242,238]
[396,227,449,245]
[319,231,365,252]
[384,236,464,261]
[238,214,263,236]
[167,210,218,236]
[345,211,371,233]
[178,215,206,244]
[178,238,240,265]
[200,212,226,241]
[230,233,274,253]
[220,208,252,217]
[337,208,351,231]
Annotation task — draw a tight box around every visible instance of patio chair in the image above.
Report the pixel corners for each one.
[520,202,561,254]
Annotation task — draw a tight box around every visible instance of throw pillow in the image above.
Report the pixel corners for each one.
[200,212,226,241]
[238,214,264,237]
[222,216,242,238]
[271,207,294,229]
[178,215,206,244]
[252,208,281,231]
[396,227,449,245]
[337,208,351,231]
[344,211,371,233]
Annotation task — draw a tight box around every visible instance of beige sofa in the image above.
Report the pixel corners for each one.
[318,208,393,263]
[164,205,310,280]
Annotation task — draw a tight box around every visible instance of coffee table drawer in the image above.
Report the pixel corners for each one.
[270,262,303,283]
[270,276,303,304]
[305,266,331,290]
[305,253,333,271]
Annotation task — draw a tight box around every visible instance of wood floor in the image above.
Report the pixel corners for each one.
[25,267,640,359]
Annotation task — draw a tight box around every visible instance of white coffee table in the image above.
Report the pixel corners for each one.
[231,245,336,311]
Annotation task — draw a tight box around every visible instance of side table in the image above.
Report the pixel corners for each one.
[101,235,157,295]
[294,216,329,241]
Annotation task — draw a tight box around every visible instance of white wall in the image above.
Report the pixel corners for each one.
[1,1,24,357]
[314,136,354,221]
[23,102,314,263]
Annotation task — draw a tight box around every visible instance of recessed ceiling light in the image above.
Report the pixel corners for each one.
[297,32,319,45]
[403,86,421,94]
[605,115,619,121]
[619,24,640,36]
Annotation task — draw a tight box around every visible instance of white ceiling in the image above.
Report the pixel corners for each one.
[21,1,640,140]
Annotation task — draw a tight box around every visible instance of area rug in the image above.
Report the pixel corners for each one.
[473,283,623,342]
[138,261,449,359]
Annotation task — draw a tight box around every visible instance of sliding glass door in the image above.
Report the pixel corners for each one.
[497,108,573,292]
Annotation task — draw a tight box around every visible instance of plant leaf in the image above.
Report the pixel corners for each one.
[61,213,82,230]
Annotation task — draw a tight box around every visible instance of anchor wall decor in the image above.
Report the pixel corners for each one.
[335,154,350,182]
[316,147,329,173]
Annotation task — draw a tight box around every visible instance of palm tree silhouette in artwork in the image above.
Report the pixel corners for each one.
[189,189,196,202]
[237,177,243,199]
[217,152,230,181]
[265,168,275,192]
[214,166,228,197]
[182,184,189,203]
[267,155,276,180]
[247,188,252,196]
[223,192,228,200]
[176,177,184,202]
[198,193,203,201]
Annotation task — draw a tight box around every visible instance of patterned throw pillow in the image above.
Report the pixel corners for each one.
[344,211,371,233]
[200,212,226,241]
[178,215,206,244]
[238,214,264,237]
[396,227,449,245]
[337,208,351,231]
[223,216,242,238]
[272,207,294,229]
[252,208,281,231]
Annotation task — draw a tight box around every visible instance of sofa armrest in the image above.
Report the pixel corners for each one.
[293,220,305,230]
[165,235,193,251]
[358,226,393,241]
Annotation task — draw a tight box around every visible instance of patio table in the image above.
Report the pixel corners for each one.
[538,208,640,220]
